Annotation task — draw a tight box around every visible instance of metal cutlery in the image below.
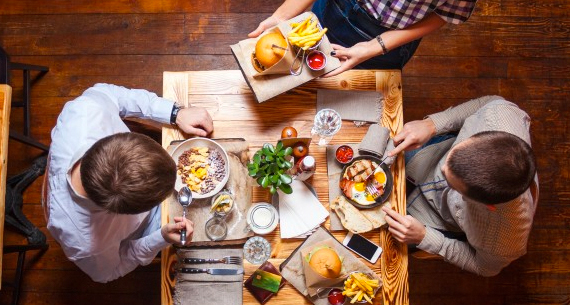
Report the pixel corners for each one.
[177,186,193,245]
[179,267,244,275]
[181,256,243,265]
[365,155,390,200]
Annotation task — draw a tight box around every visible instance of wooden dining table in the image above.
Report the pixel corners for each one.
[0,84,13,288]
[160,70,408,305]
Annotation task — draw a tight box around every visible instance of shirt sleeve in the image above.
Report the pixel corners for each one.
[427,95,503,134]
[71,229,170,283]
[434,0,478,24]
[417,227,511,277]
[84,83,175,124]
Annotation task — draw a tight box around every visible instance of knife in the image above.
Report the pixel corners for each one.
[179,268,244,275]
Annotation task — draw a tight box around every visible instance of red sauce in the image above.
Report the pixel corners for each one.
[307,51,326,70]
[336,145,354,163]
[328,289,345,305]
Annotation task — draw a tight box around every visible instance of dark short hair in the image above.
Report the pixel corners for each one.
[80,132,176,214]
[447,131,536,204]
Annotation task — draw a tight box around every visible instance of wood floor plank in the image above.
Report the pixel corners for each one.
[0,0,283,14]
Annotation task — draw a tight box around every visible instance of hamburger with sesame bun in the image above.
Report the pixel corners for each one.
[306,246,343,278]
[251,32,288,72]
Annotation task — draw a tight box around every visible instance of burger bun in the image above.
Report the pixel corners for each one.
[251,32,287,72]
[308,247,342,279]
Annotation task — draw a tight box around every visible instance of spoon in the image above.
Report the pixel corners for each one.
[177,186,193,245]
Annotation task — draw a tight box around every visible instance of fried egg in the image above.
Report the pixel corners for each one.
[347,166,387,205]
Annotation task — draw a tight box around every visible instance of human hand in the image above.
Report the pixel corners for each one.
[323,41,377,77]
[387,118,436,157]
[176,107,213,137]
[248,16,282,38]
[382,207,426,244]
[161,217,194,246]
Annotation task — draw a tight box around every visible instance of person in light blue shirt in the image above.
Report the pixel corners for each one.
[45,83,213,283]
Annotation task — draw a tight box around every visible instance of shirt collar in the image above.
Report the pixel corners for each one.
[66,143,105,211]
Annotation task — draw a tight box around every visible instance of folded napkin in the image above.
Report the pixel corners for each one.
[174,248,243,305]
[383,138,397,167]
[278,180,329,239]
[358,124,390,157]
[317,89,383,123]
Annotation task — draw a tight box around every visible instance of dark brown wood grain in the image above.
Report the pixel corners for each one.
[1,0,569,304]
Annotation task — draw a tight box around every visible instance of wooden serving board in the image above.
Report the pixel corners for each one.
[167,138,254,246]
[161,70,407,305]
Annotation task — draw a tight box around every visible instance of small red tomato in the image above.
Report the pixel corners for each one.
[293,142,308,158]
[281,126,298,139]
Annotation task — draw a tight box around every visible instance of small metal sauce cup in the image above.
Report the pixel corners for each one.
[306,50,327,71]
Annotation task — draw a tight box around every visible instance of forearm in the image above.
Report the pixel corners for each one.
[419,227,506,277]
[74,230,169,283]
[380,13,447,52]
[87,83,174,124]
[427,95,504,134]
[271,0,316,21]
[357,12,446,61]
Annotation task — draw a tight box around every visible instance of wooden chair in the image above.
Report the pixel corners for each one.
[0,46,49,152]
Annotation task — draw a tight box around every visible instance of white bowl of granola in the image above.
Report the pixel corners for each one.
[171,138,230,199]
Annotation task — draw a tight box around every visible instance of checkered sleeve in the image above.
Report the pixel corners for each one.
[434,0,478,24]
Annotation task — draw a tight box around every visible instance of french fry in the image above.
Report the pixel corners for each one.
[289,16,311,34]
[288,14,328,49]
[363,293,373,304]
[343,272,379,304]
[351,291,363,304]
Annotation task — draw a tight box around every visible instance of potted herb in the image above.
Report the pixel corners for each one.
[247,142,294,194]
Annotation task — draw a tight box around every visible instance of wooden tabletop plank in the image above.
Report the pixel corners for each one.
[0,84,12,289]
[161,70,407,305]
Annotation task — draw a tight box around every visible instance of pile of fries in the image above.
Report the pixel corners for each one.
[343,272,380,304]
[287,15,328,50]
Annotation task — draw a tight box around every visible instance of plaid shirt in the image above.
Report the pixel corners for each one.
[360,0,477,30]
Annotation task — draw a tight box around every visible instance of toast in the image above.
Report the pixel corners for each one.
[330,196,374,233]
[360,201,391,229]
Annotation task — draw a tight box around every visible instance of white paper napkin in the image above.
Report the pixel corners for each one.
[278,180,329,239]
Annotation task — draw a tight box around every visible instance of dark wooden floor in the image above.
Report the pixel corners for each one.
[1,1,569,304]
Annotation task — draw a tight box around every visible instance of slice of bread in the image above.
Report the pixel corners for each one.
[331,196,374,233]
[360,201,391,229]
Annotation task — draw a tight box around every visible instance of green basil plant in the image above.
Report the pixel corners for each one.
[247,142,294,194]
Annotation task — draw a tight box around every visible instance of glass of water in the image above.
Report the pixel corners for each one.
[243,236,271,265]
[311,108,342,146]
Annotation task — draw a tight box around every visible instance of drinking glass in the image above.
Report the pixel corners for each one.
[311,108,342,146]
[243,236,271,265]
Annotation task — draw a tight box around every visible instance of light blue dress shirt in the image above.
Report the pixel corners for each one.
[46,83,174,283]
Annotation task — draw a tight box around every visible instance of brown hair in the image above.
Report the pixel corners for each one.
[447,131,536,204]
[80,132,176,214]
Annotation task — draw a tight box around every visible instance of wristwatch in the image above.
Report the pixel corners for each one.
[170,104,182,125]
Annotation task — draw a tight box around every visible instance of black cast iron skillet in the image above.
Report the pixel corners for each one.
[339,155,393,209]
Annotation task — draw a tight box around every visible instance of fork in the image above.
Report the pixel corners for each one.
[366,183,383,200]
[181,256,242,265]
[364,155,389,200]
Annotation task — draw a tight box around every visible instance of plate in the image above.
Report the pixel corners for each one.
[170,138,230,199]
[339,155,393,209]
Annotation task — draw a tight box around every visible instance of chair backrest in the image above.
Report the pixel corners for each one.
[0,47,9,84]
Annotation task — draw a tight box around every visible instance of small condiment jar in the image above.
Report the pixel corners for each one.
[293,155,316,181]
[306,50,327,71]
[335,145,354,164]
